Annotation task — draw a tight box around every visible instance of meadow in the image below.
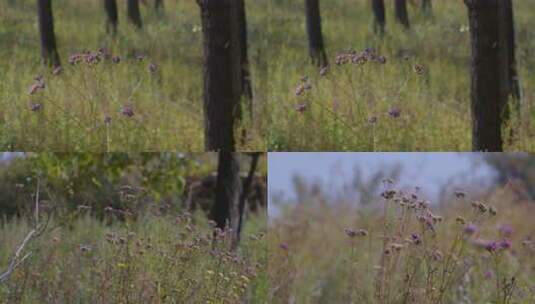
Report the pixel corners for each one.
[269,183,535,303]
[267,0,535,151]
[0,208,267,303]
[0,0,268,151]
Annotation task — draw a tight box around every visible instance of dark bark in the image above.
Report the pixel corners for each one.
[235,153,261,247]
[394,0,410,29]
[199,0,242,151]
[371,0,386,35]
[421,0,433,16]
[237,0,254,105]
[305,0,328,67]
[211,152,241,243]
[127,0,143,29]
[104,0,118,34]
[465,0,509,151]
[155,0,163,11]
[504,0,521,102]
[37,0,60,66]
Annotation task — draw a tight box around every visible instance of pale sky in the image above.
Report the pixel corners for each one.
[268,153,496,216]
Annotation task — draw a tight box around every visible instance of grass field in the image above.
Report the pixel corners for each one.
[0,212,267,303]
[268,185,535,303]
[267,0,535,151]
[0,0,268,151]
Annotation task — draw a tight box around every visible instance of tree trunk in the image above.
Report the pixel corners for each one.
[465,0,509,152]
[37,0,60,67]
[199,0,242,151]
[104,0,118,34]
[371,0,386,35]
[237,0,254,107]
[421,0,433,16]
[127,0,143,29]
[305,0,328,67]
[394,0,410,29]
[211,152,241,244]
[235,153,260,248]
[155,0,163,11]
[504,0,521,102]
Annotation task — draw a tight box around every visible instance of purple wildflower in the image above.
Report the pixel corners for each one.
[279,243,289,251]
[121,105,135,118]
[499,239,512,250]
[388,106,401,118]
[464,223,478,235]
[148,63,158,74]
[30,103,42,112]
[498,224,513,237]
[411,233,422,245]
[295,103,307,114]
[485,241,498,253]
[112,56,121,64]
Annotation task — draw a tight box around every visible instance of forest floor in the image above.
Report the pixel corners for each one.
[267,0,535,151]
[0,212,267,303]
[268,185,535,303]
[0,0,268,151]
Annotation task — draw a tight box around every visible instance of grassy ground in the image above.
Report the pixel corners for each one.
[267,0,535,151]
[0,0,268,151]
[269,186,535,303]
[0,212,267,303]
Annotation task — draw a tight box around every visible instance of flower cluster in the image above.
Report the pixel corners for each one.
[334,48,386,66]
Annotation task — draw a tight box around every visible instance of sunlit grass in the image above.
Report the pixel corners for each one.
[267,0,535,151]
[0,0,268,151]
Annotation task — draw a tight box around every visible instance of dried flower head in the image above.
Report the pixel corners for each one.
[413,64,425,75]
[112,56,121,64]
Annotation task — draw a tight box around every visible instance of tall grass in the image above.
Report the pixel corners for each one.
[0,211,267,304]
[269,184,535,303]
[267,0,535,151]
[0,0,268,151]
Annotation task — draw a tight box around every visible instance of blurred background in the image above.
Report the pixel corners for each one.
[268,152,535,217]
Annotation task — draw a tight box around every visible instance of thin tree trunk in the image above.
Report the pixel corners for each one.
[199,0,242,151]
[37,0,60,66]
[154,0,163,11]
[305,0,328,67]
[127,0,143,29]
[237,0,254,108]
[371,0,386,35]
[211,152,241,245]
[104,0,118,34]
[504,0,521,102]
[394,0,410,29]
[465,0,508,151]
[235,153,260,248]
[421,0,433,16]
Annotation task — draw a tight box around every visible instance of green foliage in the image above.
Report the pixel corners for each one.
[0,153,199,219]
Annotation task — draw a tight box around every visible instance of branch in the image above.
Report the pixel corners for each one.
[0,177,46,284]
